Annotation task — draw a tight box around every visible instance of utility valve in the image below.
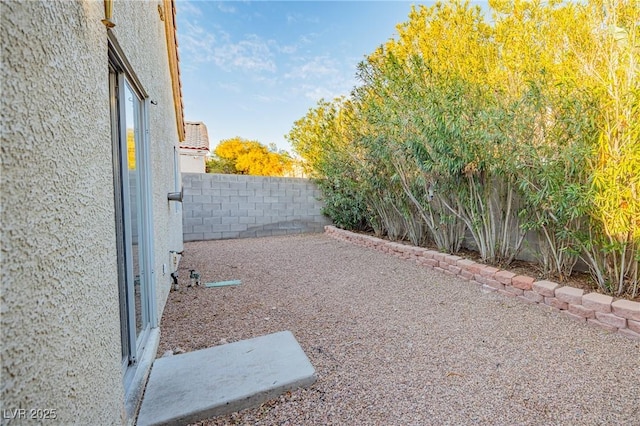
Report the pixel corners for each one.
[189,270,201,287]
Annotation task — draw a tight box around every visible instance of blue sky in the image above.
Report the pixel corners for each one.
[176,1,490,153]
[176,1,422,153]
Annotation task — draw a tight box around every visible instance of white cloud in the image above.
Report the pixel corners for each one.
[253,94,287,103]
[285,56,341,80]
[285,12,319,25]
[283,55,358,102]
[217,2,236,14]
[179,21,216,63]
[176,0,202,17]
[284,80,349,103]
[298,33,320,46]
[303,85,335,101]
[179,21,276,74]
[253,75,278,86]
[276,44,298,55]
[218,82,242,93]
[213,34,276,73]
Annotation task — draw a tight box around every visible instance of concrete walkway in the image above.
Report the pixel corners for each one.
[137,331,316,426]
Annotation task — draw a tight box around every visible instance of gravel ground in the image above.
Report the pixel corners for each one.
[158,233,640,425]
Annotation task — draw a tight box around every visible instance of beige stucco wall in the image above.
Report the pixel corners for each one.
[180,151,207,173]
[1,0,183,424]
[0,1,124,423]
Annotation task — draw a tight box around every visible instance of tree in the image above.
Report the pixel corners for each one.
[206,137,292,176]
[571,0,640,295]
[288,0,639,295]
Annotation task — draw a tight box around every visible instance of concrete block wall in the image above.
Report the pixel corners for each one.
[182,173,332,241]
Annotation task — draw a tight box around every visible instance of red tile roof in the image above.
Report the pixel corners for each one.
[181,121,210,150]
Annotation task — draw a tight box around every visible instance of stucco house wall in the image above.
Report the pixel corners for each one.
[1,1,183,424]
[180,121,210,173]
[180,150,208,173]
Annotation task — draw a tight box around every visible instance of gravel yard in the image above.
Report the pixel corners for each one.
[158,233,640,425]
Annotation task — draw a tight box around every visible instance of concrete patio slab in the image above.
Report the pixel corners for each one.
[136,330,316,426]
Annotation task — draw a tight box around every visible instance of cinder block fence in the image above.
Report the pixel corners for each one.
[182,173,332,242]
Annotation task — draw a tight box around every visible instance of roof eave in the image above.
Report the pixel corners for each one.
[163,0,185,142]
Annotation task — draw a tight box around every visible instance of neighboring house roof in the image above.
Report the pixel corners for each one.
[181,121,210,151]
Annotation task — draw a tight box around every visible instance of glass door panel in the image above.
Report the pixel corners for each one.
[123,81,147,343]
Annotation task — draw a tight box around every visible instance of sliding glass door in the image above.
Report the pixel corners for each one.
[109,53,154,378]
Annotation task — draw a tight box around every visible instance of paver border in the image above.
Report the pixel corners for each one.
[325,226,640,342]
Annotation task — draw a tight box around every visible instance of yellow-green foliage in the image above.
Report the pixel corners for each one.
[582,2,639,242]
[209,137,292,177]
[288,0,639,295]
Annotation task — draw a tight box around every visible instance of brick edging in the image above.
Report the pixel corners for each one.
[324,226,640,342]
